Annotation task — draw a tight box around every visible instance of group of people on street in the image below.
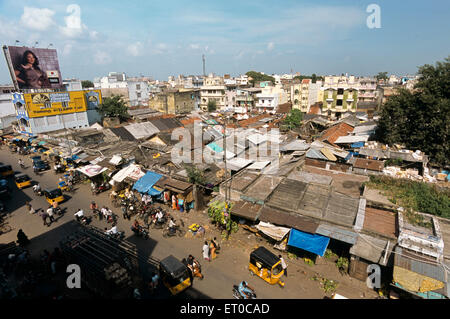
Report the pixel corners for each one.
[202,237,220,262]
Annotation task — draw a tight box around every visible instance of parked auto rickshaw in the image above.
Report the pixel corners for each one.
[249,246,285,287]
[44,188,65,205]
[14,173,32,189]
[159,255,192,295]
[0,165,14,177]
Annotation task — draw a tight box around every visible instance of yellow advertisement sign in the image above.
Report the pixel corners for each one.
[23,90,102,118]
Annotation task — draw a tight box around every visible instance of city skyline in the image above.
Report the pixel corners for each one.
[1,0,449,83]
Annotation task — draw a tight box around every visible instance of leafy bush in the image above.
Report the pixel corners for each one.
[207,201,238,235]
[367,175,450,221]
[336,257,349,274]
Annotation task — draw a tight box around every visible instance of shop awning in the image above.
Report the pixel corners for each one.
[133,171,163,194]
[255,222,291,242]
[112,164,145,183]
[76,164,108,178]
[287,228,330,257]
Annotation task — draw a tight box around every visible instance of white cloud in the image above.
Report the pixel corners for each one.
[94,51,112,65]
[20,7,55,31]
[267,42,274,51]
[189,44,200,50]
[62,43,73,56]
[127,42,143,56]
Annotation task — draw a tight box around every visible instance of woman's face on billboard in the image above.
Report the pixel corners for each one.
[26,53,35,65]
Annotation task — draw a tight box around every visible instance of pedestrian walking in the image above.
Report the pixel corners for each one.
[122,205,129,220]
[279,255,288,277]
[47,206,55,224]
[202,241,210,262]
[25,201,35,214]
[39,210,50,226]
[148,271,159,294]
[209,240,217,260]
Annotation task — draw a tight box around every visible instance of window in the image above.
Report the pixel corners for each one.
[136,84,141,90]
[137,92,141,98]
[337,99,343,106]
[337,88,344,95]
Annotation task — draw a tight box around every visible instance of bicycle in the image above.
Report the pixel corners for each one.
[0,222,12,235]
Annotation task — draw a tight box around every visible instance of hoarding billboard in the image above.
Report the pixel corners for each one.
[22,90,102,118]
[2,45,63,90]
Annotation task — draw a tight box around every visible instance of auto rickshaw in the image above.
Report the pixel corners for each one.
[159,255,192,295]
[57,181,72,192]
[249,246,285,287]
[14,173,32,189]
[0,165,14,177]
[44,188,65,205]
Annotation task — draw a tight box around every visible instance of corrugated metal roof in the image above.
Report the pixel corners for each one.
[363,207,397,238]
[230,201,262,221]
[267,179,308,212]
[306,148,329,160]
[109,127,137,141]
[287,170,332,186]
[334,135,370,144]
[350,234,393,265]
[243,175,283,203]
[316,223,358,245]
[323,192,359,227]
[353,158,384,171]
[280,139,310,152]
[394,246,446,284]
[258,206,319,234]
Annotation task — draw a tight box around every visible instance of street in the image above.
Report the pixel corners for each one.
[0,148,378,299]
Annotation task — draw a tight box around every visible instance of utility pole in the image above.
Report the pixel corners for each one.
[202,55,206,77]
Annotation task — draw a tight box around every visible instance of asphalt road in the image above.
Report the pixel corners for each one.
[0,148,377,299]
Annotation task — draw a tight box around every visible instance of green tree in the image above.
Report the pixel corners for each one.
[294,74,324,83]
[81,80,94,88]
[375,56,450,166]
[245,71,276,86]
[282,109,303,130]
[98,95,130,122]
[376,72,389,82]
[185,165,205,185]
[207,100,217,112]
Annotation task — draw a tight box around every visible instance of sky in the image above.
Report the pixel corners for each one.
[0,0,449,83]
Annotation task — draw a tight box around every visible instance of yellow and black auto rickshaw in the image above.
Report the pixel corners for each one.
[159,255,192,295]
[249,246,285,287]
[14,173,32,189]
[44,188,65,205]
[0,165,14,177]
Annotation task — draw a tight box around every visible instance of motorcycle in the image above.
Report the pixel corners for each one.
[54,166,65,174]
[92,182,111,195]
[75,214,91,225]
[107,230,125,240]
[106,213,118,226]
[33,188,43,196]
[131,225,149,239]
[53,207,63,216]
[232,285,257,299]
[162,220,186,238]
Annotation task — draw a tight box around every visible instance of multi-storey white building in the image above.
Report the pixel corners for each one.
[127,79,150,107]
[357,77,378,104]
[200,74,226,111]
[94,72,128,89]
[255,85,288,113]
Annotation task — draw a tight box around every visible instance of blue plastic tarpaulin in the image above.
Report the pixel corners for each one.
[147,187,163,196]
[133,171,162,194]
[350,142,364,148]
[287,228,330,257]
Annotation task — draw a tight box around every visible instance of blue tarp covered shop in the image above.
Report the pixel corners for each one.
[133,171,162,195]
[287,228,330,257]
